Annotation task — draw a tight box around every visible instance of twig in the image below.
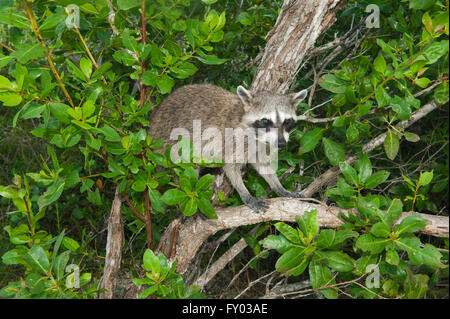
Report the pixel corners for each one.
[24,1,75,108]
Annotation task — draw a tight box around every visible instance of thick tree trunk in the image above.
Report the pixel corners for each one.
[251,0,345,93]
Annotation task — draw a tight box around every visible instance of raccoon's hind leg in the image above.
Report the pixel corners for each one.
[252,162,305,199]
[223,163,268,212]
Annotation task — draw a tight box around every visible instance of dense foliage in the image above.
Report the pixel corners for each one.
[0,0,448,298]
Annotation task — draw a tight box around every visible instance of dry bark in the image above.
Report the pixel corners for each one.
[251,0,346,93]
[97,188,124,299]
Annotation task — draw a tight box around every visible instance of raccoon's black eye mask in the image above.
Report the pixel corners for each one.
[283,118,296,131]
[253,118,273,128]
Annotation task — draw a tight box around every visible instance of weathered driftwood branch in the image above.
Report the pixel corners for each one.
[97,188,124,299]
[251,0,345,93]
[163,197,448,277]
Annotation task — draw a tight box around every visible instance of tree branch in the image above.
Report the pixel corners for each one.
[97,188,124,299]
[159,197,448,276]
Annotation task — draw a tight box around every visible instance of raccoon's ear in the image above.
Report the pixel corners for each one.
[291,89,308,106]
[237,85,252,108]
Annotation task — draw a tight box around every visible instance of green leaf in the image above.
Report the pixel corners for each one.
[396,215,428,235]
[415,77,431,88]
[0,75,13,90]
[409,0,436,10]
[318,74,347,93]
[182,198,197,216]
[97,125,121,142]
[38,181,65,211]
[299,128,323,154]
[196,197,217,219]
[384,130,400,160]
[117,0,141,10]
[385,199,403,226]
[237,12,252,25]
[276,246,311,276]
[122,29,138,52]
[316,229,335,249]
[260,235,291,251]
[82,100,95,119]
[386,249,399,266]
[148,188,166,213]
[357,196,379,219]
[390,95,411,120]
[161,189,187,205]
[404,132,420,142]
[91,62,112,81]
[434,82,449,104]
[355,153,372,183]
[80,3,99,14]
[322,138,345,166]
[113,50,137,66]
[370,222,391,238]
[357,101,372,116]
[274,222,301,244]
[142,70,158,86]
[156,74,175,94]
[11,43,45,64]
[296,210,319,242]
[364,170,390,189]
[195,50,227,65]
[309,260,337,299]
[143,249,160,274]
[48,102,71,124]
[195,174,214,192]
[53,251,70,281]
[67,59,87,82]
[375,86,390,107]
[339,162,359,187]
[80,57,93,80]
[346,122,359,144]
[0,54,13,68]
[321,251,355,272]
[39,11,65,31]
[0,93,22,106]
[355,233,389,254]
[62,236,80,252]
[373,54,386,74]
[2,248,25,265]
[418,170,433,187]
[396,236,444,268]
[24,245,50,275]
[172,62,198,79]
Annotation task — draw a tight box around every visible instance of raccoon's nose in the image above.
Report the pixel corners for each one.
[278,137,286,148]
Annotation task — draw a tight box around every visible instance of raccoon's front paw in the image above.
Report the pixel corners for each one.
[243,196,269,213]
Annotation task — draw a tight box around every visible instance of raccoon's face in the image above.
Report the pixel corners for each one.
[237,86,308,148]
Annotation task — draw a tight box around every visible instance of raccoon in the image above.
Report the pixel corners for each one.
[148,84,308,212]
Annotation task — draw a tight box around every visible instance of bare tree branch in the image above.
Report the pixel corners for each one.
[162,197,448,276]
[97,188,124,299]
